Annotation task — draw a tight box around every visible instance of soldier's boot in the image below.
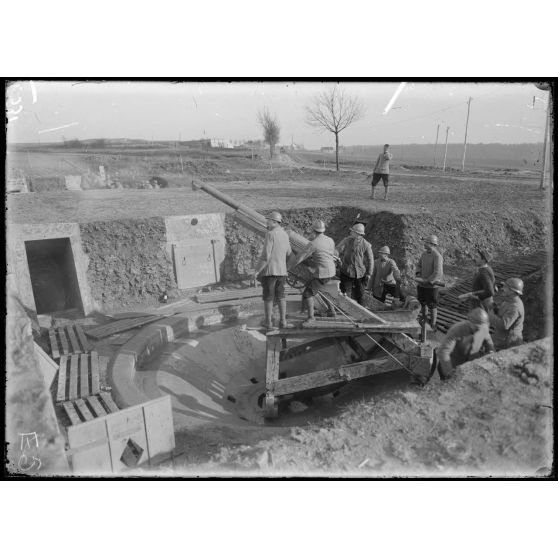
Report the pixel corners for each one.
[262,300,274,330]
[430,307,438,331]
[278,298,289,328]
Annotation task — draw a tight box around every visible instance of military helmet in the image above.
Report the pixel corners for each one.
[350,223,365,235]
[505,277,524,295]
[378,246,390,255]
[424,234,438,246]
[268,211,283,223]
[312,219,325,233]
[467,307,489,325]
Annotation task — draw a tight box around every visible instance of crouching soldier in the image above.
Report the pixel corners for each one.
[414,308,494,385]
[489,277,525,350]
[369,245,404,303]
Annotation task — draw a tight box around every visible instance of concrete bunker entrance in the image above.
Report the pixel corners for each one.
[25,237,84,315]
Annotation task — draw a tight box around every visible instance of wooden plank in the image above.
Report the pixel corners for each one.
[195,286,299,304]
[62,401,82,426]
[99,392,119,414]
[300,320,421,334]
[57,356,68,402]
[141,396,175,466]
[79,353,89,398]
[58,327,70,355]
[66,325,81,354]
[87,396,107,417]
[265,336,282,392]
[75,324,90,352]
[90,351,100,394]
[49,328,60,360]
[85,315,161,339]
[69,355,79,400]
[272,354,412,396]
[75,398,95,422]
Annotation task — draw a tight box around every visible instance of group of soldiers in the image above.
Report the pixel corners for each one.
[253,211,526,385]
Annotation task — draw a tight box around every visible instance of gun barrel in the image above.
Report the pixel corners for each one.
[192,179,266,226]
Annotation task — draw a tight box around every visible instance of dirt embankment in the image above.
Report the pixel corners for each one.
[6,294,69,475]
[522,265,551,342]
[79,219,177,310]
[207,338,553,476]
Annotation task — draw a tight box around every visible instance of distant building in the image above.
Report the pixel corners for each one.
[320,146,334,152]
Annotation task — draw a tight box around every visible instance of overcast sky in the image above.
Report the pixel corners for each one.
[6,81,550,148]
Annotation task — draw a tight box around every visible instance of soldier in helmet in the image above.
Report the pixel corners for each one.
[415,234,444,330]
[288,219,338,322]
[415,308,495,385]
[368,245,404,303]
[336,223,374,306]
[489,277,525,350]
[469,249,497,312]
[253,211,292,330]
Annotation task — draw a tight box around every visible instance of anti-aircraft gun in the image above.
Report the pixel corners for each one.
[192,179,434,417]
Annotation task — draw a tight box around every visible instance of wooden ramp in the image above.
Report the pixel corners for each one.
[49,324,90,359]
[61,392,120,426]
[56,351,101,402]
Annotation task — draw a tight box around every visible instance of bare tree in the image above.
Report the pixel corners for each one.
[257,108,281,159]
[306,86,365,171]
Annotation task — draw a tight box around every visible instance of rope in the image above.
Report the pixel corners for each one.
[314,291,417,376]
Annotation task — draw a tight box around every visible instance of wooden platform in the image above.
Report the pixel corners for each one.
[56,351,100,402]
[84,315,161,340]
[61,392,120,426]
[49,324,90,359]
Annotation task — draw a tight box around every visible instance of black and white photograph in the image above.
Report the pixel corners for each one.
[4,79,553,479]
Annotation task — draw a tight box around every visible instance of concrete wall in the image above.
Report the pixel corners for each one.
[7,222,96,318]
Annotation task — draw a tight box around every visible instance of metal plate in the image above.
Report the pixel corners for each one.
[173,241,217,289]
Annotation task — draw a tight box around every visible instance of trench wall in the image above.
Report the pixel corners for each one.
[5,293,69,475]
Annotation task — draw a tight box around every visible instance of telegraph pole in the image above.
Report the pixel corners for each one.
[443,126,450,171]
[433,123,440,167]
[461,97,472,171]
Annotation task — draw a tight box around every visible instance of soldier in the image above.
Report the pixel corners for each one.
[288,219,337,322]
[253,211,292,330]
[336,223,374,306]
[415,234,444,330]
[369,246,404,303]
[469,249,497,312]
[371,144,393,200]
[489,277,525,350]
[415,308,495,385]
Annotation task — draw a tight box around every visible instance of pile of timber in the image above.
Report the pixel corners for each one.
[195,285,299,304]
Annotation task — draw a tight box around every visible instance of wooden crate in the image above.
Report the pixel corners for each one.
[56,351,101,402]
[66,396,175,473]
[49,324,90,359]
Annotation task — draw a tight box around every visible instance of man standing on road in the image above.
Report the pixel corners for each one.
[253,211,292,330]
[336,223,374,306]
[414,308,495,385]
[288,219,338,322]
[489,277,525,350]
[371,144,393,200]
[416,234,444,331]
[369,246,404,303]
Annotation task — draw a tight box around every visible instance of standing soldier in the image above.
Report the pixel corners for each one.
[369,246,404,303]
[415,234,444,331]
[336,223,374,306]
[460,249,497,312]
[253,211,292,330]
[489,277,525,350]
[288,219,337,322]
[371,144,393,200]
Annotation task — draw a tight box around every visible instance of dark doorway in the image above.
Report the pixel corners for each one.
[25,238,83,315]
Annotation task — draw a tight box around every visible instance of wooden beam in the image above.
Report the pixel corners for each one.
[271,354,412,396]
[62,402,82,426]
[75,399,95,422]
[90,351,100,394]
[66,325,81,354]
[69,355,79,400]
[80,353,89,397]
[57,356,68,402]
[265,336,282,393]
[49,328,60,360]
